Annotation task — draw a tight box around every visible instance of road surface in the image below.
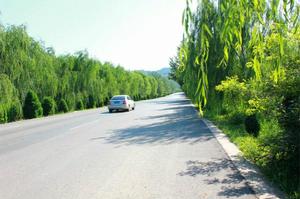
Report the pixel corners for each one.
[0,93,256,199]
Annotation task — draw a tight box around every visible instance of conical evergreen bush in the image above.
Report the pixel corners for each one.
[58,99,69,113]
[23,90,43,119]
[42,97,56,116]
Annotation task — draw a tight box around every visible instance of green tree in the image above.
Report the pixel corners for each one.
[58,99,69,113]
[0,74,19,123]
[76,100,84,110]
[0,105,8,123]
[8,100,23,122]
[87,95,96,109]
[0,22,178,124]
[23,90,43,119]
[42,97,56,116]
[172,0,300,196]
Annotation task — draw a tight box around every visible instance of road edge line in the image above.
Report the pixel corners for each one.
[201,118,286,199]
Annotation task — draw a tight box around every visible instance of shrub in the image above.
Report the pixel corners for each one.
[58,99,69,113]
[87,95,95,109]
[237,136,272,166]
[8,101,23,122]
[220,108,228,115]
[244,114,260,137]
[215,76,248,113]
[96,100,103,108]
[0,105,8,123]
[42,97,56,116]
[76,100,84,110]
[23,90,43,119]
[228,112,245,125]
[276,67,300,194]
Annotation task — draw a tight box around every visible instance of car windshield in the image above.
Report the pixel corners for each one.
[111,96,125,100]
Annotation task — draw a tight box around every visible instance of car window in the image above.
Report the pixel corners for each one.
[127,96,131,100]
[111,96,125,100]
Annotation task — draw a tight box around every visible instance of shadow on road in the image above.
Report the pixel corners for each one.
[98,97,214,145]
[178,158,255,198]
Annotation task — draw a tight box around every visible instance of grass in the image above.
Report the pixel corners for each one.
[205,111,299,199]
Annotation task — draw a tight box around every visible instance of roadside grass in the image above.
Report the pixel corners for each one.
[205,111,300,199]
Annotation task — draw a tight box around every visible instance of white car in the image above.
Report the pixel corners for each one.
[108,95,135,113]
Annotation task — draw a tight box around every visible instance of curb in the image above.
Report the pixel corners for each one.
[202,119,286,199]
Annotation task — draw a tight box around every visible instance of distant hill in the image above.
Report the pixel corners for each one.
[139,67,170,77]
[156,68,170,77]
[139,67,181,91]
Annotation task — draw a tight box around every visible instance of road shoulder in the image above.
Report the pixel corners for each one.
[202,119,286,199]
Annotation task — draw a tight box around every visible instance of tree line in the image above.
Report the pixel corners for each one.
[0,23,178,123]
[170,0,299,197]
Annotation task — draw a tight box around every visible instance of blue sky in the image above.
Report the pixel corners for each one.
[0,0,185,70]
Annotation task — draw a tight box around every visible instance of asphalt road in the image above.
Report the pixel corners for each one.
[0,93,256,199]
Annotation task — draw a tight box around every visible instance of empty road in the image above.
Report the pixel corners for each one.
[0,93,256,199]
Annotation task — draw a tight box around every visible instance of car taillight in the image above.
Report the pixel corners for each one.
[123,100,127,104]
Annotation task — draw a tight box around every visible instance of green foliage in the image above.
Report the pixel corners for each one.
[8,101,23,122]
[76,100,84,110]
[87,95,96,109]
[172,0,300,196]
[42,97,56,116]
[23,90,43,119]
[0,105,8,123]
[244,114,260,137]
[0,74,20,123]
[228,112,245,125]
[238,136,262,163]
[0,23,177,124]
[215,76,247,94]
[58,99,69,113]
[216,76,248,114]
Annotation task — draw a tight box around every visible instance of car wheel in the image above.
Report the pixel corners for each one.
[109,109,113,113]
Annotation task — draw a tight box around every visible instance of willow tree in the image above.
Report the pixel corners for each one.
[0,22,178,122]
[178,0,300,114]
[173,0,300,195]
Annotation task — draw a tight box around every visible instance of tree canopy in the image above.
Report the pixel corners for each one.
[0,23,179,122]
[170,0,300,197]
